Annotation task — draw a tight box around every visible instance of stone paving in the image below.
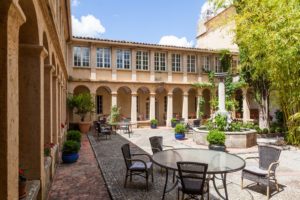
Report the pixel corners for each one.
[47,134,111,200]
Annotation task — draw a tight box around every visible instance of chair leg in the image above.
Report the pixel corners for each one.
[275,179,279,191]
[130,171,132,182]
[146,172,149,191]
[173,170,176,183]
[267,185,270,200]
[177,188,180,200]
[181,193,184,200]
[151,168,154,182]
[241,177,243,189]
[124,171,128,188]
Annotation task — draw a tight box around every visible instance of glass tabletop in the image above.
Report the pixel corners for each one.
[152,148,245,174]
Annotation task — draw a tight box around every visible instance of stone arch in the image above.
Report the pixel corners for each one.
[188,88,197,119]
[96,86,112,117]
[155,86,168,125]
[73,85,90,94]
[202,89,211,119]
[173,87,183,118]
[18,0,44,185]
[137,87,150,121]
[117,86,132,119]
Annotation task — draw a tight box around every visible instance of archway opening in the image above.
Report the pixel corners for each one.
[173,88,183,119]
[155,87,168,125]
[202,89,211,119]
[117,86,131,120]
[188,88,197,119]
[137,87,150,121]
[96,86,111,119]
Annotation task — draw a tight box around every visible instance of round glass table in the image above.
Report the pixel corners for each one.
[152,148,245,200]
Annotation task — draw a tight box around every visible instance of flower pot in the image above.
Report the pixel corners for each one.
[193,119,201,127]
[209,144,226,152]
[79,122,91,134]
[175,133,185,140]
[151,124,157,129]
[19,180,27,199]
[62,152,79,163]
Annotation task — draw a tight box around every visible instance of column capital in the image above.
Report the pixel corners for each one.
[183,92,189,96]
[131,92,138,96]
[150,92,156,96]
[167,92,173,96]
[111,91,118,95]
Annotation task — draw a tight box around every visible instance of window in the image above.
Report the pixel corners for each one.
[164,96,167,113]
[154,52,166,71]
[215,57,222,73]
[172,54,181,72]
[187,55,196,73]
[202,56,211,72]
[136,51,149,70]
[96,48,111,68]
[73,46,90,67]
[117,50,131,69]
[96,95,103,114]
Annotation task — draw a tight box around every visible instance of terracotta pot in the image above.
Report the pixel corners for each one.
[79,122,91,134]
[19,180,27,199]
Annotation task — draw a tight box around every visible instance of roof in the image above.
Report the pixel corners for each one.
[72,36,229,53]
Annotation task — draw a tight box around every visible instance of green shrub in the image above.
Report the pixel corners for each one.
[254,125,261,133]
[262,128,269,134]
[171,118,178,123]
[174,123,186,134]
[214,114,227,131]
[67,130,82,143]
[243,122,255,129]
[62,140,80,154]
[150,119,158,125]
[275,127,283,133]
[206,130,226,145]
[205,120,214,131]
[269,126,276,133]
[230,122,242,131]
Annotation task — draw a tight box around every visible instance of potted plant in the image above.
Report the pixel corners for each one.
[67,92,95,134]
[174,123,186,140]
[19,167,27,199]
[171,118,178,128]
[66,130,82,143]
[61,140,80,163]
[150,119,158,129]
[206,129,226,151]
[109,105,120,124]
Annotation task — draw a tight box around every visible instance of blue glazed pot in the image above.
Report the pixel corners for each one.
[151,124,157,129]
[62,153,79,163]
[175,133,185,140]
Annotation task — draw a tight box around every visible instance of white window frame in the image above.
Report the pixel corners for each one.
[202,56,211,72]
[136,51,149,70]
[154,52,166,71]
[215,57,222,73]
[96,48,111,68]
[73,46,90,67]
[117,49,131,69]
[187,55,196,73]
[172,54,181,72]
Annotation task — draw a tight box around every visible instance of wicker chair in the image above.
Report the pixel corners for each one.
[177,161,209,200]
[96,121,112,139]
[121,143,154,190]
[241,145,282,199]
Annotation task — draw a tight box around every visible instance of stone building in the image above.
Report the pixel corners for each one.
[0,1,258,199]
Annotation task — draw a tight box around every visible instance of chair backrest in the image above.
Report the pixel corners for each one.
[149,136,163,154]
[258,145,281,171]
[177,162,208,194]
[121,143,132,169]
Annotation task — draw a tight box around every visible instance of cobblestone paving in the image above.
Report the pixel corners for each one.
[48,134,111,200]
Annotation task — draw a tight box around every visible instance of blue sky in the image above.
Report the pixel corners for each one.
[71,0,208,47]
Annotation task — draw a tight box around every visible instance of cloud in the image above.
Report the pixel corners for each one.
[200,0,232,20]
[158,35,194,47]
[72,15,106,38]
[71,0,80,7]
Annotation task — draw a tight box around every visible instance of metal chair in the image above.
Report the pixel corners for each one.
[177,161,209,200]
[121,143,154,190]
[96,121,112,139]
[241,145,282,199]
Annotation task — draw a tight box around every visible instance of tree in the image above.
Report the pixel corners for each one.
[210,0,300,142]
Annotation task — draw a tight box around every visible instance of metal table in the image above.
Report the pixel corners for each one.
[116,122,135,138]
[152,148,245,200]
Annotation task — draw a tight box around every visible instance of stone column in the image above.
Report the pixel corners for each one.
[0,3,25,199]
[150,50,155,81]
[218,78,226,112]
[182,92,189,122]
[19,44,47,190]
[196,90,203,119]
[166,93,173,127]
[52,75,58,144]
[242,88,250,123]
[149,93,156,120]
[131,49,137,81]
[111,47,117,80]
[131,92,137,124]
[167,52,172,82]
[57,78,62,144]
[111,92,117,107]
[183,54,187,83]
[44,64,54,144]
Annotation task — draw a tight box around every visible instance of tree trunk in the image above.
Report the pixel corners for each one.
[259,95,270,129]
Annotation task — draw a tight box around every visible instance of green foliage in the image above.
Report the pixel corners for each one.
[207,130,226,145]
[275,110,284,125]
[205,120,215,131]
[229,122,242,131]
[219,49,232,72]
[67,130,82,143]
[198,97,205,118]
[109,105,120,124]
[210,98,218,111]
[214,114,228,131]
[174,123,186,134]
[150,119,158,125]
[192,82,213,89]
[67,93,95,122]
[253,125,261,134]
[171,118,178,123]
[242,122,255,129]
[286,112,300,145]
[225,99,237,111]
[262,128,269,134]
[62,140,80,154]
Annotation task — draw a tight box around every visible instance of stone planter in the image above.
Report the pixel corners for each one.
[79,122,91,134]
[209,144,226,152]
[19,180,27,199]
